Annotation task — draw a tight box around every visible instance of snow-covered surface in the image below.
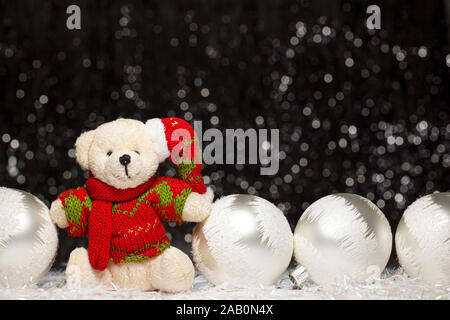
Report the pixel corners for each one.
[0,269,448,300]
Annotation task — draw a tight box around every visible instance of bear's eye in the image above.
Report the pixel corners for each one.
[134,151,140,155]
[107,151,112,156]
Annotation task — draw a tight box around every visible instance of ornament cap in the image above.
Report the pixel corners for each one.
[290,265,310,288]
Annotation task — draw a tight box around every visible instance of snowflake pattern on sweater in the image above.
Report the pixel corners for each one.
[57,176,192,264]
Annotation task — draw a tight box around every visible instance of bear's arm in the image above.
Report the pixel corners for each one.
[57,187,92,237]
[145,176,192,225]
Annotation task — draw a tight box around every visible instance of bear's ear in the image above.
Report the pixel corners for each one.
[75,130,95,170]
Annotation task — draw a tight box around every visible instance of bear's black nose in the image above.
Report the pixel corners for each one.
[119,154,131,166]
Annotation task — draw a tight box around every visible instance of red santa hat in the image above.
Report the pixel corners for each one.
[146,117,206,194]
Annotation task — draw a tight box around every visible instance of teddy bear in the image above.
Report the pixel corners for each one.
[49,117,214,292]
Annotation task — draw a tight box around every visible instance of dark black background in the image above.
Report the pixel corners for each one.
[0,0,449,269]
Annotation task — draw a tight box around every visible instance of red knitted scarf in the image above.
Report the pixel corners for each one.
[85,174,157,270]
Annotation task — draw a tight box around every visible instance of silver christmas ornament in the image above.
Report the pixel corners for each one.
[395,192,450,284]
[0,187,58,288]
[192,194,293,286]
[293,193,392,286]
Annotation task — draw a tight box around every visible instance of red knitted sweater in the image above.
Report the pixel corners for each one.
[58,175,201,269]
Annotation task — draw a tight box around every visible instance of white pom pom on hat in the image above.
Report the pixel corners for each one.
[145,118,170,163]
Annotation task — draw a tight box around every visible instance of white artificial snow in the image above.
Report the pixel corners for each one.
[0,269,448,300]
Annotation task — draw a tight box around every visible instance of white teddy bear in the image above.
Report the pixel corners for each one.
[50,117,213,292]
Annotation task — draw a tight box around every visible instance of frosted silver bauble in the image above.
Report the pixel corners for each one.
[0,187,58,287]
[293,193,392,285]
[395,192,450,284]
[192,194,293,286]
